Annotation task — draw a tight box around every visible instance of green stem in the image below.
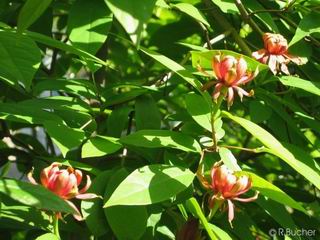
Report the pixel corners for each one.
[53,214,61,239]
[210,91,225,151]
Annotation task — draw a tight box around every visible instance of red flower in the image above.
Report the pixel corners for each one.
[28,162,98,220]
[252,33,302,74]
[199,54,257,108]
[199,163,258,225]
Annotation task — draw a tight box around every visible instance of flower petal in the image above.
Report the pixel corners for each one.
[79,175,92,194]
[227,200,234,227]
[76,193,101,200]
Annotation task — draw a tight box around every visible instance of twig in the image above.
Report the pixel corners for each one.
[233,0,264,36]
[202,0,252,55]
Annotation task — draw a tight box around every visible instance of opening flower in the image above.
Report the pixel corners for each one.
[198,162,258,225]
[252,33,303,75]
[28,162,98,220]
[198,54,257,108]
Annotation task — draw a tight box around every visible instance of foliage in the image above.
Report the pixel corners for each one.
[0,0,320,239]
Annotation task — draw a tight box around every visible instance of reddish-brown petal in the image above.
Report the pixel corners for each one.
[220,56,236,79]
[212,55,222,79]
[74,170,83,186]
[79,175,92,194]
[227,87,234,108]
[236,57,247,78]
[233,191,259,202]
[66,200,83,221]
[252,49,267,61]
[212,83,223,101]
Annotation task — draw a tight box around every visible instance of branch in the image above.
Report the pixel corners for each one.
[233,0,264,36]
[202,0,252,55]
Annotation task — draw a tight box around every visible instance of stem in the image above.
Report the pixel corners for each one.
[234,0,264,36]
[211,92,225,151]
[53,214,61,239]
[202,0,252,55]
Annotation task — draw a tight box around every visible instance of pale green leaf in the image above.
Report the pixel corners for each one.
[104,165,195,207]
[0,179,75,214]
[290,12,320,46]
[280,76,320,96]
[104,0,156,45]
[82,135,122,158]
[173,3,210,26]
[222,111,320,189]
[120,130,201,153]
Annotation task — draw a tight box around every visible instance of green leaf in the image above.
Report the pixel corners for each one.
[17,0,53,33]
[0,31,40,89]
[0,203,50,230]
[120,130,201,153]
[185,93,211,132]
[185,198,218,240]
[82,135,122,158]
[104,164,195,207]
[0,179,75,214]
[222,111,320,190]
[249,100,272,123]
[191,50,268,72]
[140,47,207,97]
[44,122,85,157]
[36,233,59,240]
[81,171,113,237]
[172,3,210,26]
[33,78,97,100]
[218,147,241,171]
[209,224,233,240]
[104,169,148,240]
[135,94,161,130]
[104,0,157,45]
[68,0,112,54]
[245,0,279,32]
[289,12,320,46]
[279,76,320,96]
[211,0,238,13]
[107,106,132,137]
[24,30,108,67]
[256,197,298,234]
[239,171,306,213]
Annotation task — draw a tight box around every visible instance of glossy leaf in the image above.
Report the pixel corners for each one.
[81,171,112,237]
[104,169,148,240]
[185,198,218,240]
[173,3,210,26]
[222,111,320,190]
[68,0,112,54]
[120,130,201,153]
[135,94,161,130]
[17,0,53,32]
[290,12,320,46]
[279,76,320,96]
[104,0,157,45]
[82,135,122,158]
[0,179,75,214]
[239,171,306,213]
[218,147,241,171]
[0,31,40,89]
[104,164,195,207]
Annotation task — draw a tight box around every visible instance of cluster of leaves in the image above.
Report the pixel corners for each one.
[0,0,319,239]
